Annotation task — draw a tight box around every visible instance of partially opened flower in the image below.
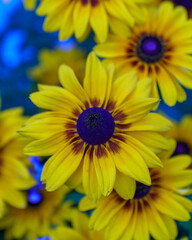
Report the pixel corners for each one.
[23,0,37,10]
[84,145,192,240]
[36,0,152,42]
[50,210,104,240]
[0,107,35,217]
[29,48,86,85]
[95,2,192,106]
[20,52,172,202]
[0,185,72,240]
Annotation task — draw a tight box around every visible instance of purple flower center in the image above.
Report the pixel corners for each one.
[173,0,192,10]
[173,141,190,156]
[77,107,115,145]
[28,188,43,206]
[134,181,151,199]
[136,35,165,63]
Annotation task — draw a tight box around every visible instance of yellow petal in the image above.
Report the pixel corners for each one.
[90,3,108,42]
[114,171,136,200]
[59,64,89,106]
[84,52,108,107]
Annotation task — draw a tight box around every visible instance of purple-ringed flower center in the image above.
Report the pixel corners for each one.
[134,181,151,199]
[77,107,115,145]
[27,189,43,206]
[136,35,165,63]
[173,0,192,10]
[173,141,190,156]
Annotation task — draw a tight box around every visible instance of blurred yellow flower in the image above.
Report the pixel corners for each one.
[50,210,104,240]
[0,107,35,217]
[0,185,72,240]
[29,48,86,85]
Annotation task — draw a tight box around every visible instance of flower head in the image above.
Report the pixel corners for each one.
[50,210,104,240]
[0,107,35,217]
[36,0,152,42]
[94,2,192,106]
[20,52,172,202]
[29,48,86,85]
[84,145,192,240]
[0,185,72,240]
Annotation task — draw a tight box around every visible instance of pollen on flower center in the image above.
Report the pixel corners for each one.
[173,141,191,156]
[27,188,43,206]
[136,35,165,63]
[77,107,115,145]
[134,181,151,199]
[173,0,192,10]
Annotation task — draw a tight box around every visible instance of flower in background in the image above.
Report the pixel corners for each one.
[50,210,104,240]
[169,115,192,157]
[36,0,152,42]
[95,2,192,106]
[29,48,86,85]
[81,142,192,240]
[0,107,35,217]
[19,52,172,202]
[23,0,37,10]
[0,185,73,240]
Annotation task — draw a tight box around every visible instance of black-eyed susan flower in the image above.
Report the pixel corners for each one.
[23,0,37,10]
[83,144,192,240]
[0,185,72,240]
[169,116,192,157]
[50,210,104,240]
[94,1,192,106]
[0,107,35,217]
[29,48,86,85]
[36,0,152,42]
[19,52,172,202]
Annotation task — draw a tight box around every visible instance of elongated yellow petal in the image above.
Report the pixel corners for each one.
[114,171,136,200]
[84,52,108,107]
[90,3,108,42]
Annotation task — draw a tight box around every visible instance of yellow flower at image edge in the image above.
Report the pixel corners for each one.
[37,0,152,42]
[29,48,86,85]
[0,108,35,217]
[81,145,192,240]
[0,186,72,240]
[95,2,192,106]
[20,52,172,202]
[50,210,104,240]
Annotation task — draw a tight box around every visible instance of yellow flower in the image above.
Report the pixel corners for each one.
[36,0,152,42]
[0,107,35,217]
[169,115,192,157]
[50,210,104,240]
[0,185,72,240]
[29,48,86,85]
[94,2,192,106]
[23,0,37,10]
[19,52,172,202]
[83,144,192,240]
